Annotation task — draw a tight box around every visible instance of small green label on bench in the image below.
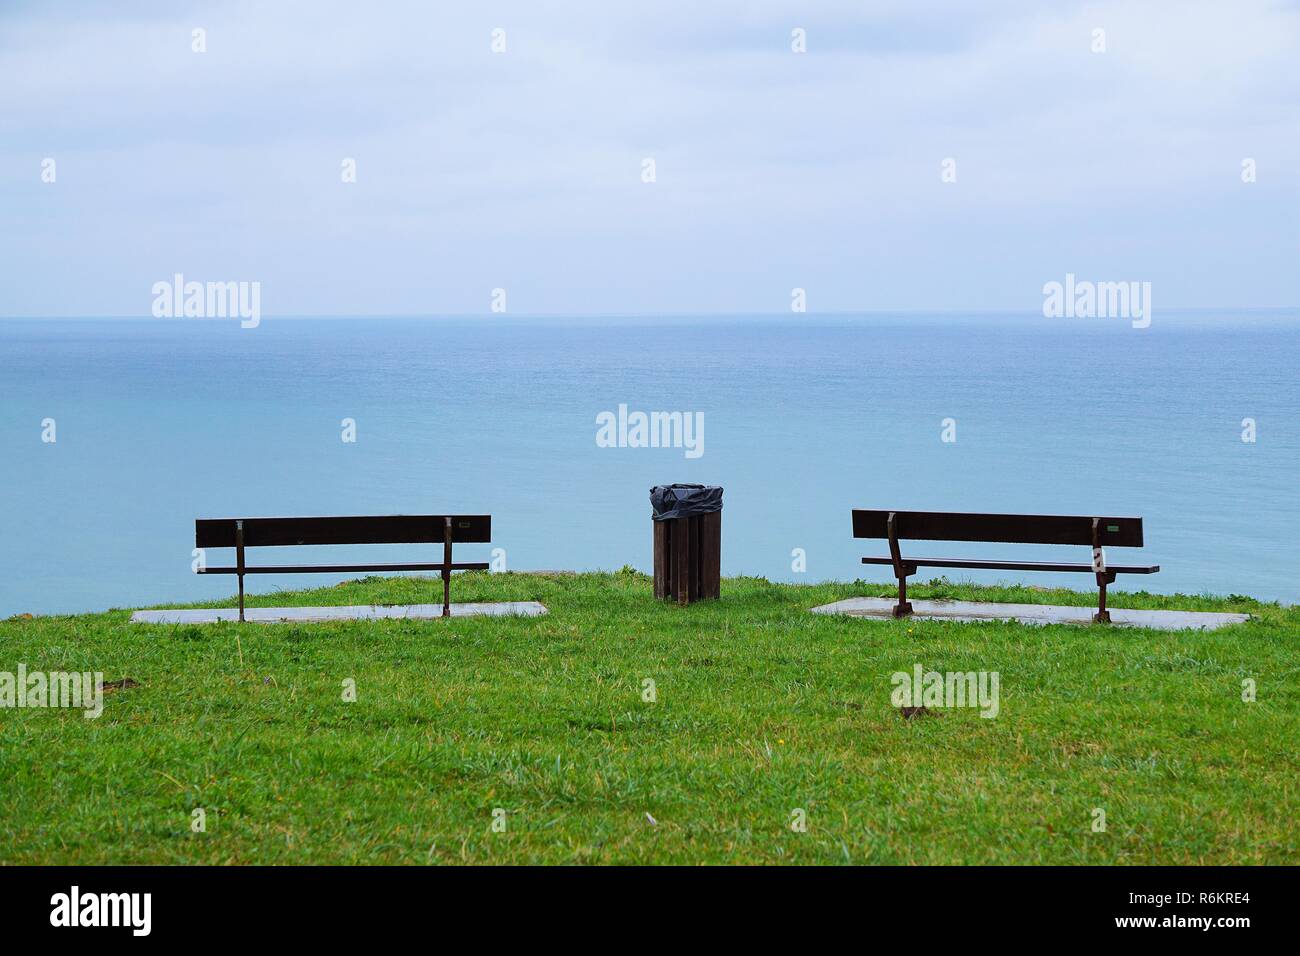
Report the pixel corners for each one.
[1107,525,1119,532]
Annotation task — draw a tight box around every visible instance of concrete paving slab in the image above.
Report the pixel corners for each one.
[131,601,548,624]
[810,597,1248,631]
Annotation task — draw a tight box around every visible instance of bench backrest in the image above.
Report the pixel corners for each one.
[851,510,1143,547]
[196,515,491,549]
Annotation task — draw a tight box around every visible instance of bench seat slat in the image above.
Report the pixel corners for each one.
[200,562,491,575]
[196,515,491,548]
[861,556,1159,574]
[852,510,1144,547]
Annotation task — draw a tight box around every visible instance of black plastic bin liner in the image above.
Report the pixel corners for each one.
[650,484,723,521]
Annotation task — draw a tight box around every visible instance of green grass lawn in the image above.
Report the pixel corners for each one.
[1,571,1296,864]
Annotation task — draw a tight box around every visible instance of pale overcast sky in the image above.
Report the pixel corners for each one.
[2,0,1298,316]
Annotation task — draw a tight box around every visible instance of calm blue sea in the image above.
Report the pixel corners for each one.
[2,313,1297,615]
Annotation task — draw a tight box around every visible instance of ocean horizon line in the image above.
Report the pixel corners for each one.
[3,306,1299,322]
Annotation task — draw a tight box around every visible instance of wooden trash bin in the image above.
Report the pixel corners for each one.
[650,485,722,604]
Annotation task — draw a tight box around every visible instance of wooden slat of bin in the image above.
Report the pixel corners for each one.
[672,516,691,605]
[653,520,668,599]
[700,511,721,599]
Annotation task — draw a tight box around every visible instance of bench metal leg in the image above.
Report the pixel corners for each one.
[442,516,452,618]
[236,520,246,623]
[886,512,914,618]
[1094,571,1116,624]
[893,572,914,618]
[1091,518,1114,624]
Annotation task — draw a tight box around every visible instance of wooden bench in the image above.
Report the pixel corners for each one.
[853,510,1159,623]
[195,514,491,622]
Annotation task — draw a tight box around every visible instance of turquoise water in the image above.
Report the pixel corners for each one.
[2,313,1297,615]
